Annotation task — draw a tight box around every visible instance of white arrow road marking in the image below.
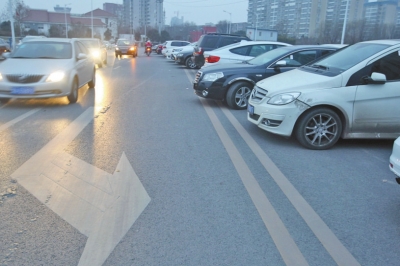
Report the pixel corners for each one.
[11,107,151,266]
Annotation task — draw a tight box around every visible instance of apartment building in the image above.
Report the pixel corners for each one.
[123,0,164,33]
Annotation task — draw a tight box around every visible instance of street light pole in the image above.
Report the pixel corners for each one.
[223,10,232,34]
[64,3,71,38]
[91,0,93,38]
[9,0,16,50]
[341,0,349,44]
[247,9,259,41]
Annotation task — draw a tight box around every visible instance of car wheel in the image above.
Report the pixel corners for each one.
[67,78,79,104]
[88,69,96,88]
[295,108,342,150]
[226,81,253,110]
[0,98,10,104]
[185,57,197,69]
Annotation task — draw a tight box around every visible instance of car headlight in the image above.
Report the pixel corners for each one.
[203,72,224,82]
[91,50,100,58]
[115,47,119,50]
[268,92,301,105]
[129,47,135,51]
[0,73,3,81]
[46,71,65,82]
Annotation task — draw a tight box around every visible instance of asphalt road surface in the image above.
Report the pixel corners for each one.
[0,48,399,266]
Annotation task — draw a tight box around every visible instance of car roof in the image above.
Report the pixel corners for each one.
[24,38,73,43]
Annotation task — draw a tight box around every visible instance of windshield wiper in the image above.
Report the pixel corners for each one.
[310,64,329,70]
[37,56,58,59]
[11,56,32,58]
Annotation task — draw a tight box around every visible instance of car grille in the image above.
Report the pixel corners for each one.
[6,74,44,84]
[250,85,268,102]
[194,71,202,83]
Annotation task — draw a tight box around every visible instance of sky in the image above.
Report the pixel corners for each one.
[17,0,249,25]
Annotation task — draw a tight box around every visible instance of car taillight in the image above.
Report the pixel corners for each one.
[206,55,220,63]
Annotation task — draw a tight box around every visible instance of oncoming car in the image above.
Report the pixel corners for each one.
[115,39,137,58]
[78,38,107,67]
[247,40,400,150]
[0,38,95,104]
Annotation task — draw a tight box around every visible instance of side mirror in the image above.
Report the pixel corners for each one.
[361,72,386,85]
[273,60,286,73]
[77,53,87,60]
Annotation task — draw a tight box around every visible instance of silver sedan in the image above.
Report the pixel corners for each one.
[0,38,95,104]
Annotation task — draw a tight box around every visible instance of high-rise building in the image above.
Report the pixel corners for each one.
[103,3,123,16]
[123,0,164,34]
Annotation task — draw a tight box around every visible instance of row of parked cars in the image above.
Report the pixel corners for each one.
[155,33,400,183]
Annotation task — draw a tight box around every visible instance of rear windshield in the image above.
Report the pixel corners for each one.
[12,42,72,59]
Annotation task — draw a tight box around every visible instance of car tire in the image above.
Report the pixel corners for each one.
[295,108,342,150]
[67,79,79,104]
[88,69,96,88]
[185,57,197,69]
[0,98,10,104]
[226,81,253,110]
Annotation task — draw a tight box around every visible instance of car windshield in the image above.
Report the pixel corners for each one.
[117,40,132,46]
[308,42,390,72]
[80,40,99,48]
[247,47,295,65]
[11,42,72,59]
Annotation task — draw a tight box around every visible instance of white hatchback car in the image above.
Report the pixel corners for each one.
[390,137,400,184]
[162,40,190,59]
[203,40,291,67]
[247,39,400,150]
[0,38,95,104]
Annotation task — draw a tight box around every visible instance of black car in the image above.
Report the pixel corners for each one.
[193,33,251,68]
[175,50,197,69]
[115,39,138,58]
[193,45,341,109]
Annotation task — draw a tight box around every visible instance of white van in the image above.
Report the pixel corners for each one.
[247,40,400,150]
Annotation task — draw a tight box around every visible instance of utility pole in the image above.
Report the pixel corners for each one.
[91,0,93,38]
[8,0,16,50]
[341,0,349,44]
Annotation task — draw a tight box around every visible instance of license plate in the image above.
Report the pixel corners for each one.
[247,104,254,115]
[11,87,35,95]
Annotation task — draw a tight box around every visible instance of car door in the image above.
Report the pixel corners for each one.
[75,41,92,86]
[352,50,400,135]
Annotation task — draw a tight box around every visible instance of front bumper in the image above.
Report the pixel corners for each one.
[389,137,400,181]
[115,47,136,55]
[193,79,226,100]
[0,79,71,99]
[247,98,309,137]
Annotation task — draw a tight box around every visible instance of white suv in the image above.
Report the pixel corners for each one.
[247,39,400,150]
[162,40,190,58]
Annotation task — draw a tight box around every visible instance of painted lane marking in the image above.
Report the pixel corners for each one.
[218,102,360,266]
[199,98,308,265]
[0,108,41,133]
[11,107,151,266]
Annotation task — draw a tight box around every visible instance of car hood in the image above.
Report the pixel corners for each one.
[256,68,342,96]
[201,62,256,72]
[0,58,72,74]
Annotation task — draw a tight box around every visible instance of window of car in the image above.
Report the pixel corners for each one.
[12,42,72,59]
[171,41,181,46]
[218,37,242,48]
[77,42,89,55]
[200,36,219,49]
[272,50,318,67]
[230,46,249,56]
[248,44,276,57]
[117,40,131,46]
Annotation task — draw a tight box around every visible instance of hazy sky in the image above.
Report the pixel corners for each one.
[18,0,249,25]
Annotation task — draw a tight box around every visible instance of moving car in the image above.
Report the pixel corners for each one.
[115,39,137,58]
[0,39,11,55]
[0,38,95,104]
[194,45,339,109]
[247,40,400,150]
[193,33,251,68]
[79,38,107,67]
[390,137,400,184]
[203,40,291,67]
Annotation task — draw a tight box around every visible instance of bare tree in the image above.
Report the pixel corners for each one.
[13,0,30,36]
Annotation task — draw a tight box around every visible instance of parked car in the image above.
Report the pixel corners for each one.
[390,137,400,184]
[0,38,11,55]
[0,38,95,104]
[115,39,138,58]
[203,40,291,67]
[247,39,400,150]
[175,48,198,69]
[193,33,251,68]
[78,38,107,67]
[162,40,191,59]
[170,42,196,61]
[194,45,339,110]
